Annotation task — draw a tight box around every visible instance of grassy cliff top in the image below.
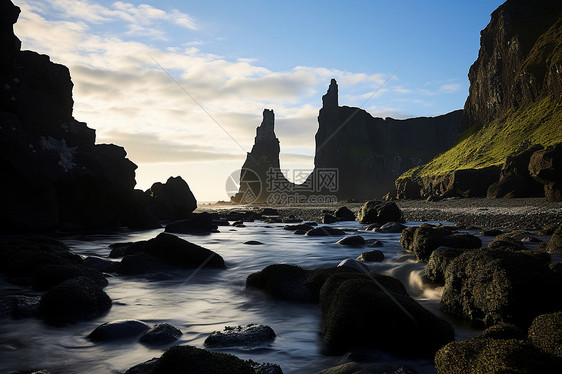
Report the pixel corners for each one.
[399,98,562,180]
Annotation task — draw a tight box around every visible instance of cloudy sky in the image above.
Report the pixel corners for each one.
[14,0,504,201]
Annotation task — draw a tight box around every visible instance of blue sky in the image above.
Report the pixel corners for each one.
[14,0,504,201]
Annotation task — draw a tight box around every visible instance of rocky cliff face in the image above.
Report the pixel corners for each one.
[1,0,138,230]
[232,109,292,203]
[313,79,462,200]
[461,0,562,131]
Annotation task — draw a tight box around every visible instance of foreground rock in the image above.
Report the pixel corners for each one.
[545,223,562,254]
[424,247,466,284]
[435,322,561,373]
[336,235,365,246]
[39,276,111,324]
[117,233,225,275]
[147,176,197,220]
[126,345,281,374]
[88,320,150,342]
[357,201,402,225]
[441,248,560,327]
[305,227,346,237]
[140,323,182,345]
[528,312,562,358]
[319,272,454,356]
[356,250,384,262]
[204,324,275,348]
[400,224,481,262]
[529,142,562,201]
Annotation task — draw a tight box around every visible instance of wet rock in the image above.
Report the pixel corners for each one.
[233,221,246,228]
[336,235,365,246]
[400,224,481,262]
[441,248,560,327]
[528,312,562,358]
[204,324,275,348]
[252,362,283,374]
[488,235,527,251]
[365,239,383,247]
[88,319,151,342]
[284,223,314,231]
[356,250,384,262]
[337,259,369,273]
[140,323,182,345]
[306,227,346,237]
[0,295,40,318]
[334,206,355,221]
[357,201,402,225]
[374,222,406,233]
[117,252,168,275]
[365,223,380,231]
[425,247,467,285]
[294,229,307,235]
[319,272,454,356]
[246,264,315,303]
[147,176,197,220]
[479,322,526,340]
[165,212,218,234]
[108,241,147,258]
[151,345,256,374]
[545,223,562,253]
[529,142,562,201]
[32,263,108,291]
[322,214,337,224]
[213,218,230,226]
[244,240,263,245]
[124,358,159,374]
[82,256,117,273]
[39,276,112,324]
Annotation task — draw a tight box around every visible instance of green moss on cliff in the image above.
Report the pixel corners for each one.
[399,99,562,180]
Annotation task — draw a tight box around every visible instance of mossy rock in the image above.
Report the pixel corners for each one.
[528,312,562,358]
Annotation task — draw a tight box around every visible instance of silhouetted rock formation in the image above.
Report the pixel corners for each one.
[231,109,291,203]
[312,79,462,200]
[461,0,562,132]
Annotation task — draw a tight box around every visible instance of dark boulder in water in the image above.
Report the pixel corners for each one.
[140,323,182,345]
[319,272,454,356]
[243,240,263,245]
[441,248,561,327]
[88,319,151,342]
[246,264,315,303]
[32,263,107,291]
[108,240,147,258]
[204,324,276,348]
[306,226,346,237]
[39,276,111,324]
[0,295,40,319]
[424,247,467,284]
[356,250,384,262]
[82,256,118,273]
[336,235,365,246]
[321,214,337,224]
[374,222,406,233]
[334,206,355,221]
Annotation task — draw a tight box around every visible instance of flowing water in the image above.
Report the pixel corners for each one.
[0,220,483,374]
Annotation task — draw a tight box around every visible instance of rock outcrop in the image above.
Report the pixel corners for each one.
[231,109,291,204]
[529,142,562,201]
[1,0,139,230]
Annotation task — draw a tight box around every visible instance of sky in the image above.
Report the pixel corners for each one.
[13,0,505,201]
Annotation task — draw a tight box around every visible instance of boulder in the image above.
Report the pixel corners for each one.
[144,233,225,268]
[246,264,315,303]
[479,322,526,340]
[357,201,402,225]
[487,144,545,198]
[31,263,108,291]
[321,214,337,224]
[446,166,501,198]
[108,240,147,258]
[164,212,218,234]
[243,240,263,245]
[204,324,275,348]
[260,208,279,216]
[441,248,561,327]
[480,228,503,236]
[88,319,151,342]
[356,250,384,262]
[124,358,159,374]
[151,345,255,374]
[39,276,112,324]
[529,142,562,201]
[284,223,314,232]
[395,178,422,200]
[424,247,467,284]
[82,256,118,273]
[435,337,560,373]
[0,295,40,318]
[336,259,369,273]
[305,227,346,237]
[528,312,562,358]
[334,206,355,221]
[400,224,481,262]
[365,239,383,247]
[374,222,406,233]
[117,252,168,275]
[147,176,197,220]
[336,235,365,246]
[319,272,454,356]
[122,189,161,230]
[139,323,182,345]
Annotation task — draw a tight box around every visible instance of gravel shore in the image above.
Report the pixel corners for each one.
[198,198,562,231]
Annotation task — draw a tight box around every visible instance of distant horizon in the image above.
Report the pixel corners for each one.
[14,0,505,200]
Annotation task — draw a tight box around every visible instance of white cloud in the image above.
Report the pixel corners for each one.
[439,83,462,93]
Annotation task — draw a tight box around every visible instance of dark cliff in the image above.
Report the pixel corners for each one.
[1,0,137,230]
[396,0,562,200]
[461,0,562,131]
[313,79,462,200]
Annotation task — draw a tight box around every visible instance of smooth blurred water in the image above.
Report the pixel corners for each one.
[0,221,481,374]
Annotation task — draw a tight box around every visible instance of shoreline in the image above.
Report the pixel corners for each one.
[197,198,562,231]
